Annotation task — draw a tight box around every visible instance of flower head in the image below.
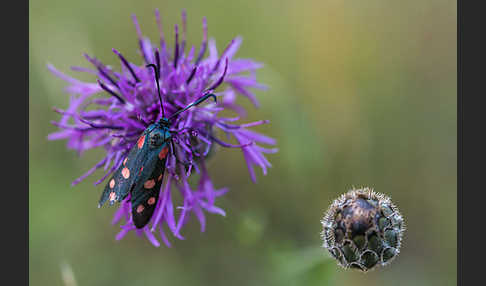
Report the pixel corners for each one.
[49,10,277,247]
[321,187,405,271]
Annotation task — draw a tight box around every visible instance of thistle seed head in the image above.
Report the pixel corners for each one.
[321,187,405,272]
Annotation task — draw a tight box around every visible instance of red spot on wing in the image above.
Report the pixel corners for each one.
[109,179,115,189]
[159,147,169,160]
[144,179,155,189]
[137,135,146,149]
[136,205,145,213]
[122,167,130,179]
[147,197,156,205]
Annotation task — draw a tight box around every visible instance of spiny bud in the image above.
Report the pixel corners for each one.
[321,187,405,272]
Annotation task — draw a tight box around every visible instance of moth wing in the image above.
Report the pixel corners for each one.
[98,133,150,207]
[131,144,170,228]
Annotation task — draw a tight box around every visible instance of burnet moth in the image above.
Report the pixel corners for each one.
[98,56,220,229]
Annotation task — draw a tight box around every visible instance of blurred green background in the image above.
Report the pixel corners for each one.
[29,0,456,285]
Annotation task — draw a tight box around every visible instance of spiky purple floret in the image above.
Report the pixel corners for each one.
[48,10,277,247]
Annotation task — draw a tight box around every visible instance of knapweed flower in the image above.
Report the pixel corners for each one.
[321,187,405,271]
[48,10,277,247]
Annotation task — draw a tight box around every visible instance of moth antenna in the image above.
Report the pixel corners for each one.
[168,93,217,121]
[146,63,165,118]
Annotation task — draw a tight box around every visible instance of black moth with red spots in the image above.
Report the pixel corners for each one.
[97,62,217,229]
[98,123,171,228]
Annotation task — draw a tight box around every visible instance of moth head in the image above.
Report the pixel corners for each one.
[148,128,170,147]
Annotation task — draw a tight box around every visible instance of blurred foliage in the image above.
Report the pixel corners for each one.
[30,0,456,285]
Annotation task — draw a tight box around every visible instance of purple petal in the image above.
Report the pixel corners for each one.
[115,228,130,241]
[158,224,172,247]
[238,129,276,145]
[200,201,226,217]
[151,177,172,231]
[193,205,206,232]
[144,227,160,247]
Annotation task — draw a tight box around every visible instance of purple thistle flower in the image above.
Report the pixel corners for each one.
[48,10,277,247]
